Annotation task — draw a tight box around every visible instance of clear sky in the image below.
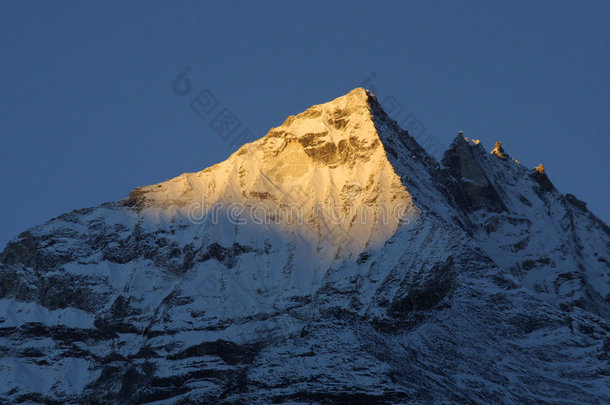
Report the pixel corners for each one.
[1,1,609,249]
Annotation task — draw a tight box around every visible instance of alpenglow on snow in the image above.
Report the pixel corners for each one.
[1,88,608,404]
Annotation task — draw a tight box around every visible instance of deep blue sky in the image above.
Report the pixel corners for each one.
[1,1,609,249]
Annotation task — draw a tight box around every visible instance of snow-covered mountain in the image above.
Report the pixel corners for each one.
[1,88,608,404]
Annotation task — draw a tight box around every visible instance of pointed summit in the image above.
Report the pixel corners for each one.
[452,131,480,146]
[272,87,379,145]
[531,163,555,192]
[341,87,372,104]
[126,87,422,261]
[442,134,507,213]
[491,141,508,159]
[453,131,467,144]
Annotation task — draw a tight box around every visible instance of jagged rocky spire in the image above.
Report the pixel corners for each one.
[441,132,507,213]
[490,141,508,159]
[531,162,556,192]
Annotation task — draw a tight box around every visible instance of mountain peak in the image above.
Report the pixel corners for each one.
[307,87,373,116]
[1,88,609,404]
[258,88,385,163]
[452,131,481,147]
[490,141,508,159]
[341,86,372,103]
[124,87,417,262]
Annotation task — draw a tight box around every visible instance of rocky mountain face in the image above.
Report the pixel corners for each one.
[1,88,608,404]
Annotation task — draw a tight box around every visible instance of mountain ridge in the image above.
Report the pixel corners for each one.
[0,88,608,404]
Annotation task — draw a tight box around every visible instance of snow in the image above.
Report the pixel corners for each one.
[0,298,95,329]
[0,88,608,403]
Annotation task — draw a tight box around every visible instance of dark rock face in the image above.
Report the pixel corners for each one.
[530,166,556,193]
[388,256,456,317]
[441,136,507,213]
[0,89,608,404]
[565,193,587,211]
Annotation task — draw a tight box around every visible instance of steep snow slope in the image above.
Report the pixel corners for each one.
[442,136,610,318]
[124,88,418,266]
[0,88,608,404]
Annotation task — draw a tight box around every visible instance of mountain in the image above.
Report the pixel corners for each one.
[1,88,608,404]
